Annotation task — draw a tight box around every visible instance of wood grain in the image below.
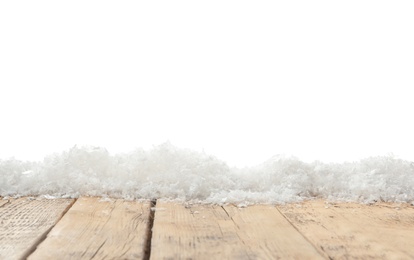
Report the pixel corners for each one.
[28,197,151,260]
[279,200,414,259]
[0,197,74,260]
[150,201,323,259]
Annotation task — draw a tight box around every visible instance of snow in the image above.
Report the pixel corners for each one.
[1,143,413,205]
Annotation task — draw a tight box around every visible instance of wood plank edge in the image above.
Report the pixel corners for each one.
[23,198,78,259]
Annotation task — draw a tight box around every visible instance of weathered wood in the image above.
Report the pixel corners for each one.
[28,197,151,260]
[0,197,74,260]
[150,201,323,259]
[278,200,414,259]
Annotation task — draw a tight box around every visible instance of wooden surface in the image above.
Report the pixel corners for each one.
[150,200,323,259]
[28,197,151,260]
[0,197,413,259]
[279,200,414,259]
[0,197,74,260]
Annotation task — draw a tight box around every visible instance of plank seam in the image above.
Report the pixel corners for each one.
[143,199,156,260]
[221,206,230,217]
[22,198,78,260]
[275,205,331,260]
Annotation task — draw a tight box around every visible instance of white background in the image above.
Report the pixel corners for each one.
[1,1,413,167]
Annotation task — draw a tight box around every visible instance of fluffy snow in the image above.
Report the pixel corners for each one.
[1,143,413,205]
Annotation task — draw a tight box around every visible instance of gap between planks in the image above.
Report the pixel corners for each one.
[143,199,157,260]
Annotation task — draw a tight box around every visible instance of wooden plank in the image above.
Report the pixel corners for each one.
[0,197,75,260]
[278,200,414,259]
[150,201,323,259]
[28,197,151,260]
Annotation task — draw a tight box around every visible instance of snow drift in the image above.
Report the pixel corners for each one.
[1,143,413,205]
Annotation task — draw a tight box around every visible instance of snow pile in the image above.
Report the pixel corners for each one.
[1,143,413,205]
